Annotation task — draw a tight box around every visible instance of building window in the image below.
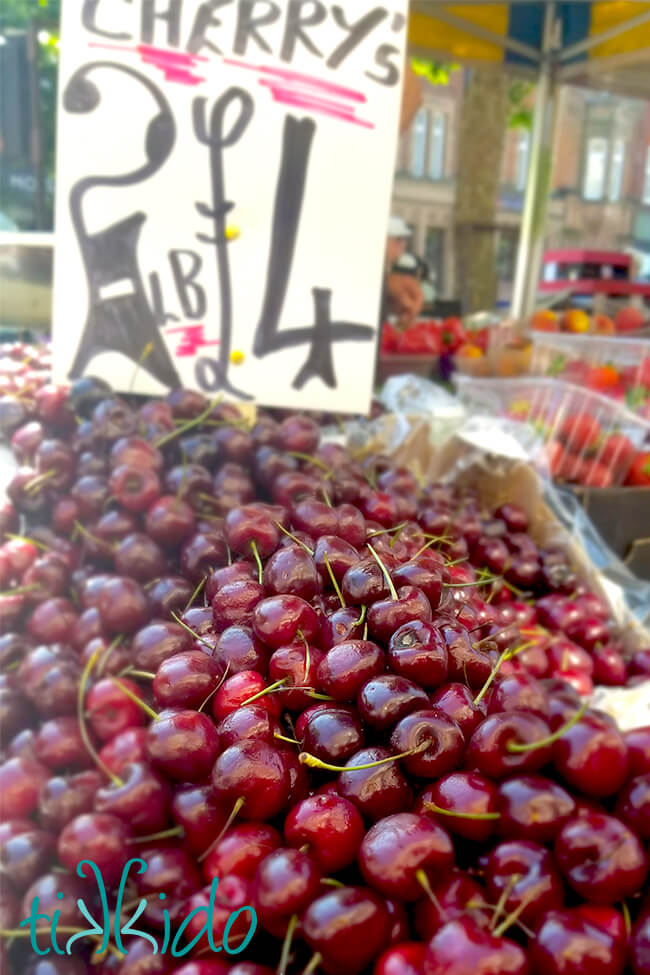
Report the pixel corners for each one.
[643,147,650,205]
[428,111,446,180]
[515,130,530,192]
[583,136,608,200]
[410,109,427,178]
[608,138,625,201]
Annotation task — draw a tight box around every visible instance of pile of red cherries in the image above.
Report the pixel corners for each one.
[0,347,649,975]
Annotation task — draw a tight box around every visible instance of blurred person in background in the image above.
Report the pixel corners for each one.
[383,216,424,326]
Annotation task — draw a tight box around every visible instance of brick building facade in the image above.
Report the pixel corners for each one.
[391,71,650,302]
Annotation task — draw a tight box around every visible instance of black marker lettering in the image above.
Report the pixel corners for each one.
[280,0,326,63]
[366,43,401,85]
[149,271,180,325]
[253,114,374,389]
[234,0,281,56]
[141,0,182,47]
[169,250,207,319]
[81,0,132,41]
[187,0,233,56]
[327,6,389,69]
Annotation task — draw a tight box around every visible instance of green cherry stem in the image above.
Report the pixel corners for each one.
[78,646,123,787]
[423,802,501,821]
[367,543,398,601]
[277,913,299,975]
[299,739,430,773]
[170,610,215,651]
[416,869,449,921]
[198,796,246,862]
[473,648,511,707]
[301,953,323,975]
[109,678,160,723]
[198,661,231,713]
[322,552,345,608]
[250,540,263,584]
[507,699,588,753]
[127,825,184,845]
[240,678,288,706]
[184,576,207,612]
[155,397,222,449]
[275,522,314,555]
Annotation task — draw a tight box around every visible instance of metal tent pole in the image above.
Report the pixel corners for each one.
[510,1,558,320]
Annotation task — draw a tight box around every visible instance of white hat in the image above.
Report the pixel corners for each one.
[395,252,418,270]
[388,215,411,238]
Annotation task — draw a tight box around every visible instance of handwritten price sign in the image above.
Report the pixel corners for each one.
[52,1,408,412]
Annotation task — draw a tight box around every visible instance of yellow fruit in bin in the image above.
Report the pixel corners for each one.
[562,308,590,333]
[457,343,483,358]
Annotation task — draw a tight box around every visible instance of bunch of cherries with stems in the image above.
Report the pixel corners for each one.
[0,351,648,975]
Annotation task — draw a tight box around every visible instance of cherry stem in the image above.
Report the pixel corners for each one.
[97,634,123,677]
[275,733,300,746]
[368,522,407,538]
[198,796,246,862]
[250,540,263,584]
[277,913,298,975]
[78,644,123,788]
[198,662,230,713]
[301,952,323,975]
[287,452,332,477]
[4,532,49,551]
[299,739,430,772]
[321,486,333,507]
[354,605,367,626]
[241,678,288,706]
[473,647,511,707]
[275,521,314,555]
[490,874,521,930]
[155,397,222,448]
[322,552,345,608]
[621,901,632,937]
[416,870,449,921]
[507,699,588,752]
[25,468,57,493]
[170,610,215,650]
[444,575,500,589]
[423,801,500,821]
[0,584,38,597]
[128,341,153,391]
[321,877,344,887]
[0,927,123,959]
[109,677,160,723]
[127,825,184,845]
[120,669,155,680]
[505,639,536,660]
[367,543,398,601]
[74,520,113,550]
[184,576,206,612]
[492,896,531,938]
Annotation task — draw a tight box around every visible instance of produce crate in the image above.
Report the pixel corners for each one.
[572,485,650,580]
[376,353,438,384]
[454,374,650,488]
[530,331,650,419]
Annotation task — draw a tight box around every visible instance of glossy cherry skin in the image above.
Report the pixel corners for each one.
[497,775,575,843]
[252,847,321,931]
[423,918,528,975]
[387,620,448,689]
[262,544,321,601]
[529,910,626,975]
[419,771,499,843]
[485,839,564,926]
[145,495,196,548]
[631,908,650,975]
[252,595,320,649]
[373,943,427,975]
[414,872,491,939]
[341,556,395,605]
[168,783,226,856]
[0,828,55,892]
[555,812,648,904]
[359,812,453,901]
[301,705,365,764]
[313,536,359,585]
[430,682,487,738]
[357,674,429,731]
[94,761,171,834]
[146,709,219,781]
[152,650,222,709]
[213,625,268,676]
[38,770,103,830]
[95,576,150,634]
[613,772,650,839]
[86,677,146,742]
[58,812,133,886]
[366,586,432,644]
[21,871,88,931]
[98,727,148,776]
[215,703,279,750]
[338,747,413,822]
[211,579,265,633]
[465,711,552,779]
[147,576,195,617]
[136,844,202,929]
[211,740,289,820]
[0,757,49,819]
[212,670,280,721]
[317,640,385,701]
[33,716,91,772]
[552,711,629,798]
[488,673,550,719]
[625,726,650,776]
[179,876,254,956]
[284,794,364,872]
[390,709,465,779]
[268,642,324,711]
[202,822,281,882]
[303,886,390,975]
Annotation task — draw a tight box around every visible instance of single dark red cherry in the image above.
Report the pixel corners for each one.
[414,871,491,940]
[170,783,226,855]
[430,682,487,738]
[388,620,448,689]
[359,811,454,901]
[214,625,269,676]
[529,909,626,975]
[367,586,432,644]
[284,794,364,872]
[423,918,528,975]
[202,822,281,882]
[146,709,219,781]
[390,709,465,779]
[552,711,629,798]
[302,886,390,975]
[317,639,385,702]
[98,727,148,776]
[373,943,427,975]
[0,756,49,819]
[301,705,365,764]
[465,711,553,779]
[418,771,499,843]
[497,775,575,843]
[338,747,413,822]
[211,740,290,820]
[57,812,133,886]
[94,761,171,834]
[485,839,564,926]
[357,674,429,731]
[555,812,648,904]
[86,677,146,742]
[615,773,650,839]
[252,847,322,930]
[152,651,222,710]
[132,620,193,670]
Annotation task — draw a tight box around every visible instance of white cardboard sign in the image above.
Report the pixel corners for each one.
[52,0,408,413]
